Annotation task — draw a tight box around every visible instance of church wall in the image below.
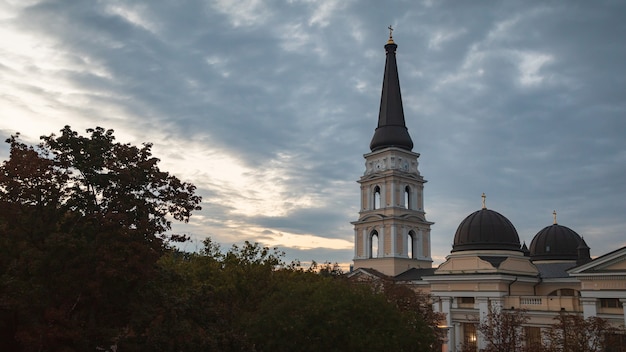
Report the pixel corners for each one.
[395,231,403,256]
[610,260,626,270]
[509,281,536,296]
[430,281,510,293]
[360,185,367,210]
[422,230,430,258]
[534,281,581,296]
[579,277,626,291]
[504,295,581,312]
[355,229,364,258]
[384,226,392,255]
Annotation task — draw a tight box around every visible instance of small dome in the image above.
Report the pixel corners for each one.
[452,208,521,252]
[529,224,583,261]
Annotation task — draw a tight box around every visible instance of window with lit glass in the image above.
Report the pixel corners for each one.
[463,323,477,351]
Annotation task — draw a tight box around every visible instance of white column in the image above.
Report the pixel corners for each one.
[424,229,431,259]
[417,186,423,211]
[354,228,358,258]
[442,297,453,351]
[619,298,626,326]
[390,225,396,256]
[379,226,385,257]
[433,299,441,314]
[401,226,408,257]
[454,322,461,352]
[442,297,452,325]
[415,229,422,259]
[581,297,597,319]
[361,184,366,210]
[477,297,489,351]
[410,229,417,259]
[362,229,368,259]
[381,181,387,208]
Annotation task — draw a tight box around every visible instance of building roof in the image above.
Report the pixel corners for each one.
[529,223,585,261]
[394,267,436,281]
[568,246,626,276]
[347,267,389,280]
[369,36,413,152]
[535,262,578,278]
[452,208,522,252]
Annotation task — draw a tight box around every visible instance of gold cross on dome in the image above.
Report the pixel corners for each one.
[481,193,486,209]
[553,210,557,224]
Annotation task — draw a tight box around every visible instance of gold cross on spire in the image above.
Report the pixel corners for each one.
[387,25,395,44]
[553,210,557,224]
[481,193,486,209]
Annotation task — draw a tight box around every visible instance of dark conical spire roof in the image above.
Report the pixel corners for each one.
[577,237,591,266]
[522,242,530,257]
[369,31,414,152]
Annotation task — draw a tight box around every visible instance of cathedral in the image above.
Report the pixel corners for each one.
[349,31,626,351]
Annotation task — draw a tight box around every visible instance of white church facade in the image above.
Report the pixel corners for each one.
[349,31,626,351]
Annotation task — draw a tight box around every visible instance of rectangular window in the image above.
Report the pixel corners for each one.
[463,323,477,351]
[458,297,476,309]
[600,298,623,308]
[525,326,542,350]
[459,297,475,304]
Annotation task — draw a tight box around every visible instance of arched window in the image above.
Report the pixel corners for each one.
[404,185,411,209]
[548,289,579,297]
[370,231,379,258]
[373,185,381,210]
[408,230,415,258]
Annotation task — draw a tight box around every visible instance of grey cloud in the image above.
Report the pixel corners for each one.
[1,0,625,266]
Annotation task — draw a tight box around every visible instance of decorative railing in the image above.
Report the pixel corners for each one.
[505,296,581,312]
[520,297,542,305]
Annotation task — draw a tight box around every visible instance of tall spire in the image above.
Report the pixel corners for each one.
[369,27,414,152]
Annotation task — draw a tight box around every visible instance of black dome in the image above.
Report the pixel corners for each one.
[529,224,582,261]
[452,209,521,252]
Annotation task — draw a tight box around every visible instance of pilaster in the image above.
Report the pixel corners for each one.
[619,298,626,326]
[476,297,489,351]
[581,297,597,319]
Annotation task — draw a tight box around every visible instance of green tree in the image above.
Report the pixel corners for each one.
[127,239,440,352]
[378,279,446,348]
[247,274,439,351]
[124,239,287,351]
[0,126,201,351]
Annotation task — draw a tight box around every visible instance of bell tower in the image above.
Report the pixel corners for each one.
[352,30,433,276]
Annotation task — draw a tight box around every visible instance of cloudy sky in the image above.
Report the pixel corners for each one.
[1,0,625,268]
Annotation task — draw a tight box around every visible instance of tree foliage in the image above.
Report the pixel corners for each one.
[128,240,440,351]
[0,126,201,351]
[0,126,441,351]
[472,307,529,352]
[541,313,623,352]
[461,305,625,352]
